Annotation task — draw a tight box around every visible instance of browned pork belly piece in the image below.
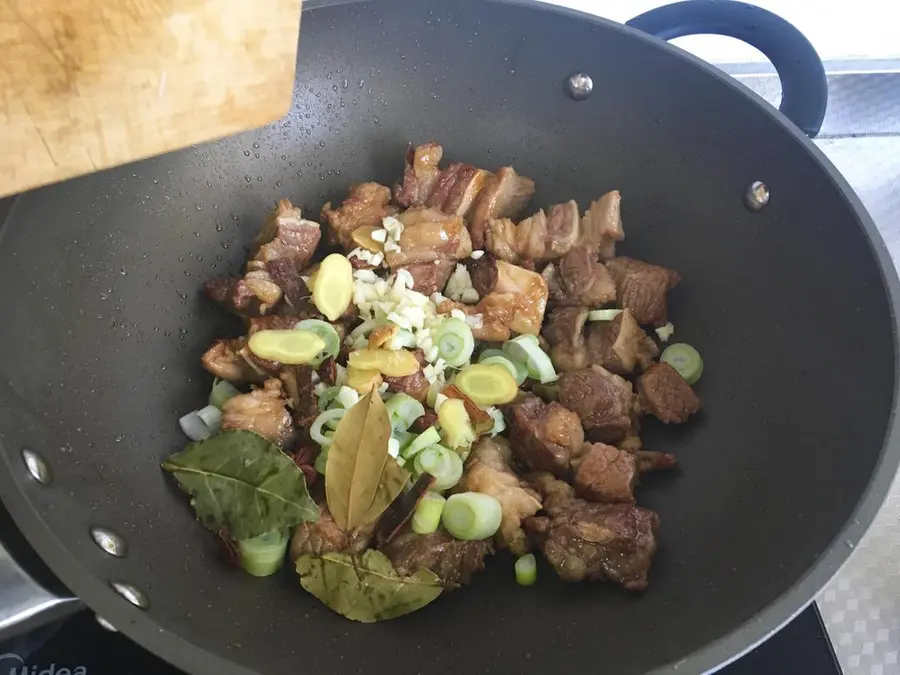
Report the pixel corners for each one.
[506,393,584,476]
[468,166,536,249]
[606,256,680,327]
[221,378,295,448]
[637,363,701,423]
[485,200,580,264]
[525,472,659,590]
[456,437,543,555]
[426,162,494,218]
[321,182,395,249]
[542,306,590,373]
[201,338,266,384]
[579,190,624,260]
[382,528,493,588]
[466,254,548,335]
[585,308,659,375]
[290,504,374,560]
[436,294,517,343]
[399,258,457,295]
[543,245,617,308]
[557,365,635,444]
[385,208,473,267]
[204,270,283,318]
[570,442,676,504]
[394,142,444,208]
[247,199,321,279]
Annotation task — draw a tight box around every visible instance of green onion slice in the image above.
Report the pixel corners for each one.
[412,493,446,534]
[414,445,464,491]
[515,553,537,586]
[237,530,289,577]
[385,393,426,432]
[441,492,502,540]
[587,309,623,321]
[179,405,222,441]
[434,318,475,367]
[311,408,346,447]
[402,426,441,459]
[503,335,557,383]
[209,378,241,409]
[660,342,703,385]
[294,319,341,366]
[314,447,329,475]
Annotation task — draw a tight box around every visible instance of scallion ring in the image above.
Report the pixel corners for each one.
[179,405,222,441]
[385,393,426,432]
[660,343,704,385]
[414,445,464,491]
[434,318,475,367]
[209,378,241,409]
[441,492,502,540]
[237,530,289,577]
[311,408,346,447]
[503,335,557,383]
[402,427,441,459]
[412,493,446,534]
[515,553,537,586]
[294,319,341,366]
[480,355,527,385]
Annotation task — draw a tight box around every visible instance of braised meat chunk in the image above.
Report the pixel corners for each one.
[579,190,624,259]
[321,182,394,249]
[637,363,701,423]
[485,201,580,264]
[607,256,680,327]
[469,167,536,249]
[586,309,659,375]
[571,442,676,504]
[558,366,635,443]
[467,255,548,335]
[543,245,617,308]
[394,142,444,208]
[201,338,265,384]
[204,271,283,318]
[248,199,321,275]
[507,394,584,475]
[383,349,430,402]
[386,208,473,267]
[457,437,543,555]
[278,365,319,430]
[221,379,295,448]
[382,529,492,588]
[400,259,457,296]
[542,306,589,373]
[427,162,493,217]
[525,473,659,590]
[290,504,374,559]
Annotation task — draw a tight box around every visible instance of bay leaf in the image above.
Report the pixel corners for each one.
[325,390,394,531]
[162,429,318,540]
[363,455,410,526]
[296,549,443,622]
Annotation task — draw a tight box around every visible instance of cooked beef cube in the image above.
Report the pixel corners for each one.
[279,365,319,430]
[637,363,700,423]
[507,394,584,476]
[469,167,536,249]
[634,449,678,472]
[585,308,659,375]
[394,142,444,208]
[248,199,321,277]
[204,270,284,318]
[290,504,374,559]
[386,208,473,267]
[321,182,394,249]
[383,349,430,402]
[466,255,548,335]
[427,163,492,217]
[201,338,266,384]
[457,437,543,555]
[606,256,680,327]
[382,528,492,588]
[525,472,659,590]
[571,442,639,503]
[543,245,617,308]
[579,190,624,260]
[221,379,296,448]
[400,258,457,296]
[264,258,310,308]
[542,306,589,373]
[558,366,634,443]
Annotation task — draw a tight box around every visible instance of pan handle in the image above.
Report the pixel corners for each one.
[625,0,828,138]
[0,505,82,641]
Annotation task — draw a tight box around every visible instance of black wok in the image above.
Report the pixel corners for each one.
[1,1,898,674]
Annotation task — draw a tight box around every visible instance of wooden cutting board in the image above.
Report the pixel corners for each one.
[0,0,304,198]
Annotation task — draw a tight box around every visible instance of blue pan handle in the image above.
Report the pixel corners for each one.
[626,0,827,137]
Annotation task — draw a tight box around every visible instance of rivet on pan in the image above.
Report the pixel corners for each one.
[95,616,118,632]
[744,181,770,211]
[91,527,127,558]
[21,449,52,485]
[110,581,150,610]
[564,72,593,101]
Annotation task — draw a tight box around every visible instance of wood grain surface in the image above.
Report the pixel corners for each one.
[0,0,304,197]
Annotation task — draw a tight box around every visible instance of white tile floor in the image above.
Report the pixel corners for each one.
[542,0,900,64]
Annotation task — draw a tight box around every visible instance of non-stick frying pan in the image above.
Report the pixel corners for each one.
[1,1,898,674]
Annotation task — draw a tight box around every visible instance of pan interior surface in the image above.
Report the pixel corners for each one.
[0,1,896,674]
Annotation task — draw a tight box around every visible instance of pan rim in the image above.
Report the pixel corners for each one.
[1,1,898,674]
